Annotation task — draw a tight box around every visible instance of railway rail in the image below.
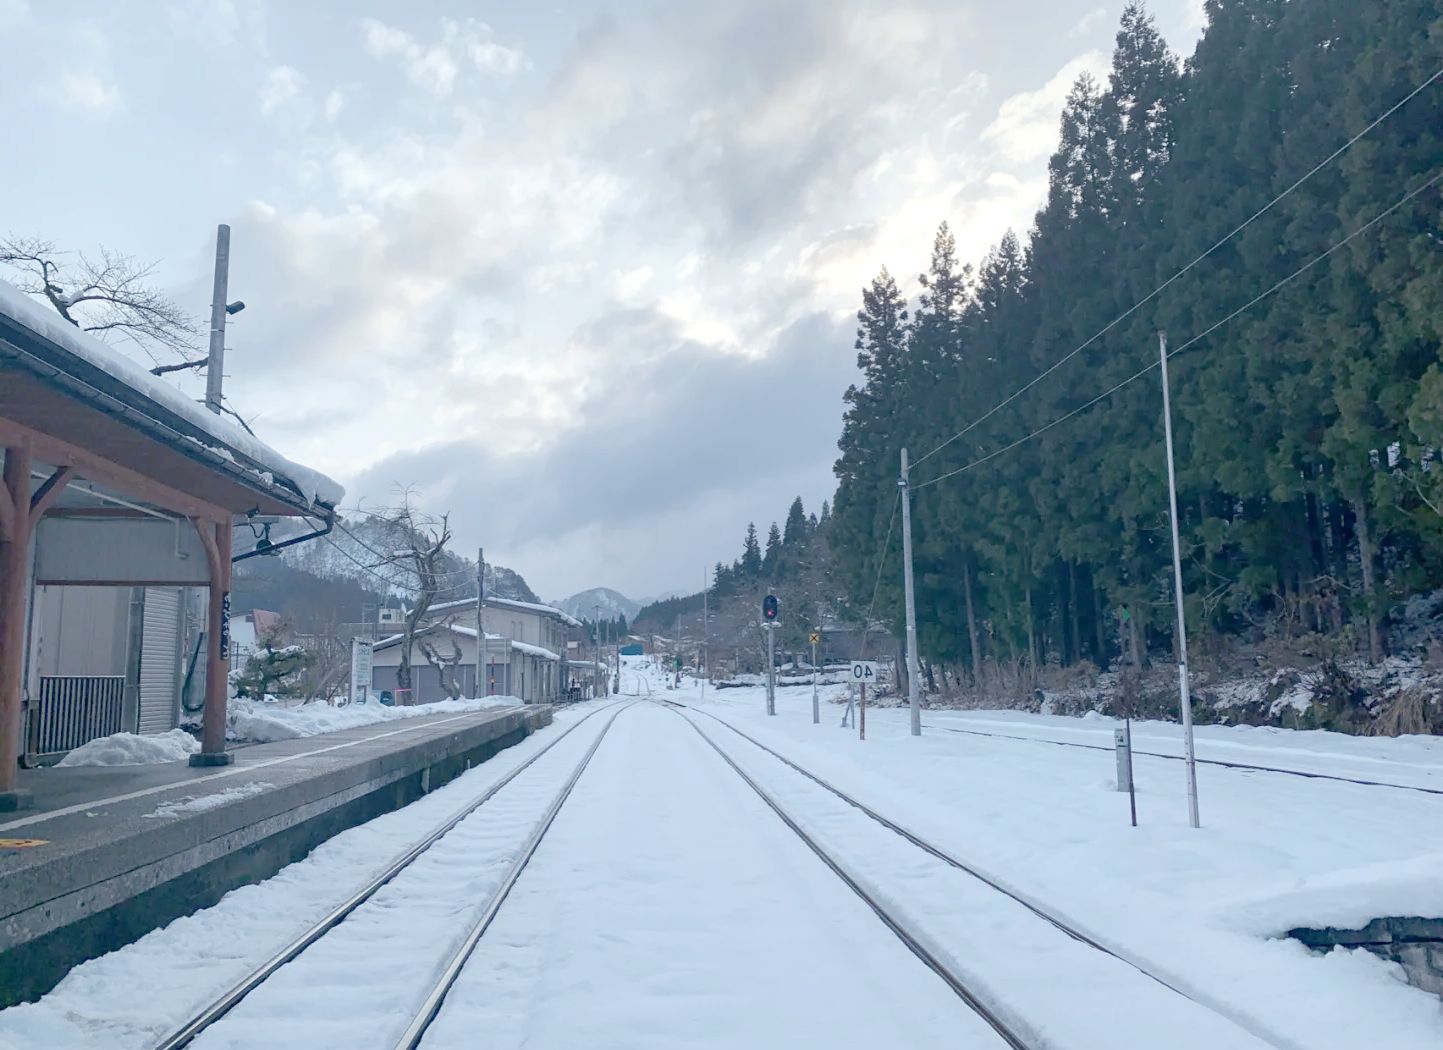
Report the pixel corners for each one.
[662,697,1296,1050]
[153,701,632,1050]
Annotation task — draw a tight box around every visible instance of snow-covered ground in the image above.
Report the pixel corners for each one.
[224,694,522,743]
[1,661,1439,1049]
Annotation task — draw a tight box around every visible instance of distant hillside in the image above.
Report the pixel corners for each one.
[552,587,641,621]
[243,516,539,627]
[633,591,706,634]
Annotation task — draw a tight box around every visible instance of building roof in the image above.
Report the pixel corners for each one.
[372,623,560,662]
[429,595,583,628]
[0,278,342,515]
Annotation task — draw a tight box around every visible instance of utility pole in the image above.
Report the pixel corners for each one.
[1159,332,1201,829]
[205,224,235,414]
[476,548,484,699]
[899,448,921,736]
[695,565,701,698]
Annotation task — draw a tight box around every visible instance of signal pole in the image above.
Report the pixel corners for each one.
[476,547,484,699]
[701,567,708,701]
[900,448,921,736]
[763,594,778,715]
[1159,332,1201,829]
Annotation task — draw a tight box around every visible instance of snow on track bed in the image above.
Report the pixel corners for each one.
[0,702,620,1050]
[176,704,630,1050]
[664,701,1281,1050]
[417,701,1014,1050]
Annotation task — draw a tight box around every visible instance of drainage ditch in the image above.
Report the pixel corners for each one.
[1289,918,1443,998]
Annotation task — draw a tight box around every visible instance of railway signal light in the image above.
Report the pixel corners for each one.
[763,594,778,621]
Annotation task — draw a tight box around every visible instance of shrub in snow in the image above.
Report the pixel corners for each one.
[233,620,313,699]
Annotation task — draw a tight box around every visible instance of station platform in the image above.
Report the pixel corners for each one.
[0,703,552,1006]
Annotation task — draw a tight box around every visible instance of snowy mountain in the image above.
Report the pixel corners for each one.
[268,515,539,605]
[551,587,641,622]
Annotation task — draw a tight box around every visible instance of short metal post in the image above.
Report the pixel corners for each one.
[766,624,776,715]
[859,682,866,740]
[811,635,819,724]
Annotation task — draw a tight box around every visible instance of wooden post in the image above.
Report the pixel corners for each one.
[0,443,33,805]
[0,447,72,806]
[191,517,234,765]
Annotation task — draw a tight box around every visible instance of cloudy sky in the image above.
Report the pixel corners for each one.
[0,0,1204,601]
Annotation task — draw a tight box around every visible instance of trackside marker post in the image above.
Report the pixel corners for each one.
[851,662,875,741]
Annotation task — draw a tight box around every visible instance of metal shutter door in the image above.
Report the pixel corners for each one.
[138,588,181,735]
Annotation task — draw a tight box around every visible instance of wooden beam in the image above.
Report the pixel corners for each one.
[0,417,228,524]
[27,466,73,534]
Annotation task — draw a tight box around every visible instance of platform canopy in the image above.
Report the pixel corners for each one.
[0,278,344,798]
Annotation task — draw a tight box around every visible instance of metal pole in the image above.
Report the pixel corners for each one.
[205,224,231,414]
[1159,331,1201,829]
[766,624,776,715]
[811,635,819,724]
[484,550,490,698]
[899,448,921,736]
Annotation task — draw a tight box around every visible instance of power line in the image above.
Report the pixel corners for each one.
[913,164,1443,492]
[911,60,1443,470]
[860,491,900,659]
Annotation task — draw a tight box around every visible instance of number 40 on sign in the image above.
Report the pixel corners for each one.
[850,661,878,682]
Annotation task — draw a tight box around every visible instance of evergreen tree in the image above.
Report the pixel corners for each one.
[741,524,762,577]
[784,497,808,545]
[763,522,784,577]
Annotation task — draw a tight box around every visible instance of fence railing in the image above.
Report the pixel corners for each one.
[31,676,126,755]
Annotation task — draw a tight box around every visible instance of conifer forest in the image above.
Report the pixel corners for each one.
[816,0,1443,709]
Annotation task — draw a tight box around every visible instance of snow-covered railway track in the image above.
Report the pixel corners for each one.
[663,699,1295,1050]
[923,721,1443,795]
[153,701,633,1050]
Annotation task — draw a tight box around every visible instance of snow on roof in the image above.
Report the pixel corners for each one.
[371,624,502,652]
[430,595,583,628]
[0,278,344,508]
[512,640,560,661]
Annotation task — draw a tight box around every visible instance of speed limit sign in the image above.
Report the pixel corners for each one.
[850,661,878,683]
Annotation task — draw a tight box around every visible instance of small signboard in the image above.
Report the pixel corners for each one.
[809,632,822,645]
[850,661,878,683]
[351,638,373,705]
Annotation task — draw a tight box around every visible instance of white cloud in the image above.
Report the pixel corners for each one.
[324,88,345,121]
[194,0,1100,596]
[980,51,1107,164]
[1069,7,1107,37]
[260,65,308,116]
[53,71,121,114]
[360,17,525,97]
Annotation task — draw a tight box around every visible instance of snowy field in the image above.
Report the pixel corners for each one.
[1,659,1439,1049]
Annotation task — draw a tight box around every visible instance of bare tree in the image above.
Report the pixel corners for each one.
[419,635,466,700]
[366,490,454,706]
[0,235,203,372]
[297,619,353,705]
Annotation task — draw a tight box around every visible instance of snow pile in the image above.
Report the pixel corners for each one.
[146,782,275,819]
[227,695,522,743]
[0,277,343,507]
[57,729,199,767]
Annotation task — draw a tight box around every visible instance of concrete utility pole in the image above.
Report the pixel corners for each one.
[899,448,921,736]
[701,567,708,701]
[205,225,232,414]
[476,548,484,700]
[1159,332,1201,829]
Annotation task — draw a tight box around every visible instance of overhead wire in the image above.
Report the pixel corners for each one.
[909,60,1443,470]
[912,164,1443,491]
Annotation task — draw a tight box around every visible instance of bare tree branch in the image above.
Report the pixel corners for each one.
[1,234,201,364]
[150,358,210,376]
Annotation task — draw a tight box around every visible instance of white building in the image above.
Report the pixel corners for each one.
[366,596,584,705]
